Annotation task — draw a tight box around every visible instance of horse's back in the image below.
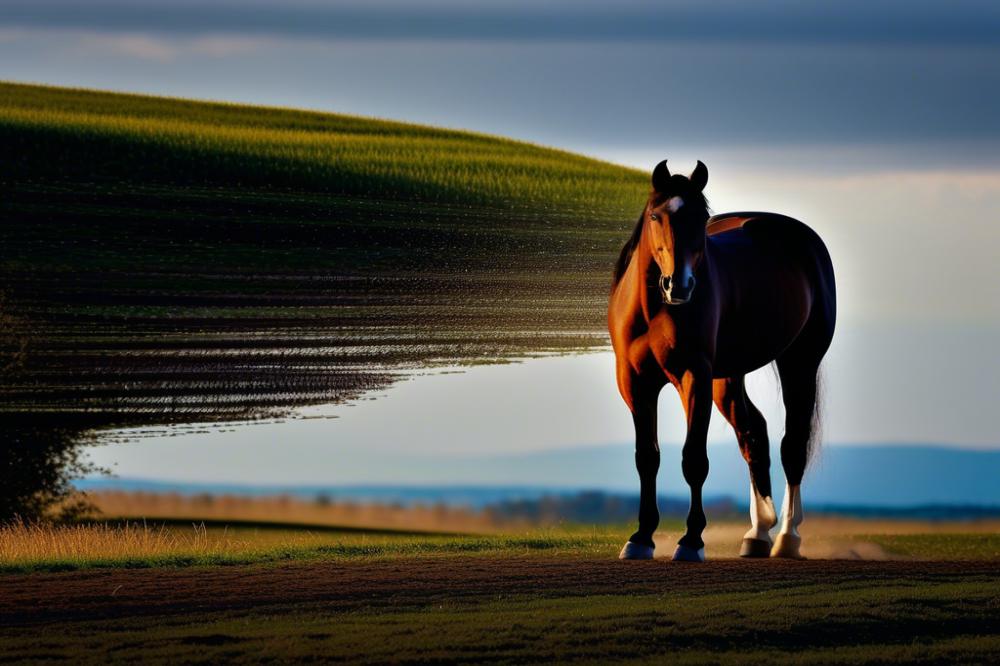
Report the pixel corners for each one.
[709,212,835,296]
[709,211,822,248]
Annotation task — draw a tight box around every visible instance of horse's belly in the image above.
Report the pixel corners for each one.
[712,343,785,378]
[712,286,812,377]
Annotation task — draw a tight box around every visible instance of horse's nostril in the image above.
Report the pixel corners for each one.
[671,276,694,293]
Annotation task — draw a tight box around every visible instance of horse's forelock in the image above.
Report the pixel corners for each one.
[650,177,708,211]
[648,193,709,227]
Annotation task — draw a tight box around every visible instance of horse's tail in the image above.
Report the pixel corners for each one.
[770,358,826,472]
[807,365,824,468]
[794,222,834,471]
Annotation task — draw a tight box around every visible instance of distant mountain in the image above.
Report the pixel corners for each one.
[472,443,1000,508]
[79,443,1000,510]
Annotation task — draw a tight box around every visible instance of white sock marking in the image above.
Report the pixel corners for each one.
[744,481,777,541]
[778,483,803,538]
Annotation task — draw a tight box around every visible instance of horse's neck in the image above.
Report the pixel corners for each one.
[629,224,661,323]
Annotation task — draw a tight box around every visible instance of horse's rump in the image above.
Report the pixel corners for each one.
[709,211,836,299]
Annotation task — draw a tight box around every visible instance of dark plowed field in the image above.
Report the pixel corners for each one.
[3,556,1000,663]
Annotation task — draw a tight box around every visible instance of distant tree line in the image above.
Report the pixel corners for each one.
[483,490,741,525]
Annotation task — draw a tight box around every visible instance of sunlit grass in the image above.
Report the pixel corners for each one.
[4,515,1000,573]
[0,81,646,213]
[0,521,255,571]
[865,533,1000,560]
[0,521,626,573]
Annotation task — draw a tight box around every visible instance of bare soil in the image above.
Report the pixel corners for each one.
[4,556,998,628]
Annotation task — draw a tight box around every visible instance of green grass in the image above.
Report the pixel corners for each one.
[1,81,645,281]
[3,560,999,664]
[867,533,1000,560]
[161,584,996,665]
[3,522,1000,662]
[5,520,1000,574]
[0,521,631,574]
[0,81,644,212]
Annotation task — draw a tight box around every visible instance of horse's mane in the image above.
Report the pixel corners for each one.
[611,211,646,289]
[611,188,709,290]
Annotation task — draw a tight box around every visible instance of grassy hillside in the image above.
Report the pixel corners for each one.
[1,82,641,211]
[0,82,647,427]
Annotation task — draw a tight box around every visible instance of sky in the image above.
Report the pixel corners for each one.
[3,1,999,487]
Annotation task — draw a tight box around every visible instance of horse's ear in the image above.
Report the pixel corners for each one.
[651,160,671,192]
[690,160,708,192]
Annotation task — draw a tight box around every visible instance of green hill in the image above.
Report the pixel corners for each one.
[0,82,647,427]
[2,83,642,211]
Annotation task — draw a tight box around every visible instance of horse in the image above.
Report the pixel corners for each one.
[608,160,836,562]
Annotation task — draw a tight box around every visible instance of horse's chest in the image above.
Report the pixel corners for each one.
[646,321,678,366]
[629,317,699,378]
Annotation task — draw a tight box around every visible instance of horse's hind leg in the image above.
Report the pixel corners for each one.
[713,377,777,558]
[772,355,821,560]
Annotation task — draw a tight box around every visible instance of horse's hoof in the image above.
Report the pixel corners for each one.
[672,545,706,562]
[770,533,805,559]
[619,541,655,560]
[739,537,773,558]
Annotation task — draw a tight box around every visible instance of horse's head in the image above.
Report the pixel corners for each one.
[644,160,710,305]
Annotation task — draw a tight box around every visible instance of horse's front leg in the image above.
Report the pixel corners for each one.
[674,362,713,562]
[619,373,664,560]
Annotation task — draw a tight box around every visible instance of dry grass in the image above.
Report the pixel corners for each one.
[88,490,502,534]
[0,521,263,569]
[0,490,528,571]
[0,520,627,573]
[3,508,1000,573]
[6,490,1000,572]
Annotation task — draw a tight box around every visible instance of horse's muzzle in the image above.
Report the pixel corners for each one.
[660,273,696,305]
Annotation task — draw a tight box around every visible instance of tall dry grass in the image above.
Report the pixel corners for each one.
[0,520,267,569]
[90,491,503,533]
[0,518,632,573]
[0,492,511,571]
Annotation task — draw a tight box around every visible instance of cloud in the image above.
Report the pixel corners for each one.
[188,35,273,58]
[1,1,998,47]
[0,27,277,62]
[76,32,178,62]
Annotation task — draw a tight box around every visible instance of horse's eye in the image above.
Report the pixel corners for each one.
[650,213,660,222]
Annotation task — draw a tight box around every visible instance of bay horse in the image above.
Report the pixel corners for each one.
[608,160,836,562]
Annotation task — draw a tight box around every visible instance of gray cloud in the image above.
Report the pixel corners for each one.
[2,1,999,47]
[3,30,998,154]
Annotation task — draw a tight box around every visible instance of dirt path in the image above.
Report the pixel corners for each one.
[5,557,999,627]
